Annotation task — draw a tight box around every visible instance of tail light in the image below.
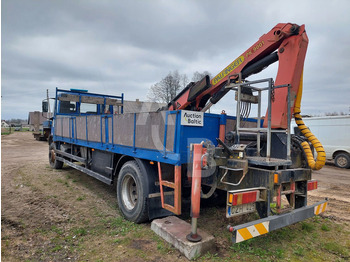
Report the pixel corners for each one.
[307,180,318,191]
[228,190,260,206]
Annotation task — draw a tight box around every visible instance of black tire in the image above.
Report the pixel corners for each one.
[116,161,149,223]
[334,153,350,169]
[49,142,63,169]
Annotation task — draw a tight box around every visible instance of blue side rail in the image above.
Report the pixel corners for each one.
[52,89,259,166]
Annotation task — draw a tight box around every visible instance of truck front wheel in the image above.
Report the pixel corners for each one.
[49,142,63,169]
[117,161,149,223]
[334,153,350,169]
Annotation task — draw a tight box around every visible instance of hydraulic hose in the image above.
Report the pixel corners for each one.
[293,71,326,170]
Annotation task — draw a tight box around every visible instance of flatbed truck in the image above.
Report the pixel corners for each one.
[49,23,328,245]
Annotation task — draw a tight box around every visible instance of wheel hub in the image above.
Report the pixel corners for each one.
[337,156,347,167]
[121,174,138,211]
[50,149,56,163]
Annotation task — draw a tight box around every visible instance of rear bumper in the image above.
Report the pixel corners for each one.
[228,198,328,243]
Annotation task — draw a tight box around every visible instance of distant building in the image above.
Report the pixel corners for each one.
[1,120,9,128]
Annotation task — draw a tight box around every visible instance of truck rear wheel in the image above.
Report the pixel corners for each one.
[49,142,63,169]
[334,153,350,169]
[116,161,149,223]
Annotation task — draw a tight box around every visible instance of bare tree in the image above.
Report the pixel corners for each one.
[325,111,347,116]
[192,71,212,82]
[181,74,189,90]
[148,70,212,103]
[148,71,187,103]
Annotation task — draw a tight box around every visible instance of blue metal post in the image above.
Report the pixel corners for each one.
[133,113,136,153]
[121,93,124,114]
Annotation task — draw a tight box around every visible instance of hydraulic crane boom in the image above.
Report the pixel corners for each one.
[166,23,308,130]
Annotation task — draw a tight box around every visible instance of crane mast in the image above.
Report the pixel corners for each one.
[166,23,308,129]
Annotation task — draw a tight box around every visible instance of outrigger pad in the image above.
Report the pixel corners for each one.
[151,216,215,260]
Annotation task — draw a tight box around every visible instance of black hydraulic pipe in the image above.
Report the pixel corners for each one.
[210,87,230,104]
[226,131,267,142]
[209,52,279,105]
[241,52,278,79]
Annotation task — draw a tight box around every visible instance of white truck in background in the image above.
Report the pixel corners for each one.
[293,115,350,169]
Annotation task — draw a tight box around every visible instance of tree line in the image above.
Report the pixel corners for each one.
[147,70,211,104]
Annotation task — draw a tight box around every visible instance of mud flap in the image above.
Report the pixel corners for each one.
[228,198,328,243]
[147,196,173,220]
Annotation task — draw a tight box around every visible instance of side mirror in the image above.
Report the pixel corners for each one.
[42,101,48,112]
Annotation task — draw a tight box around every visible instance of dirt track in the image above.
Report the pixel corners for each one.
[1,132,122,261]
[309,164,350,221]
[1,132,350,261]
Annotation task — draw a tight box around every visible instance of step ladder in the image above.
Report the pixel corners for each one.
[157,163,181,215]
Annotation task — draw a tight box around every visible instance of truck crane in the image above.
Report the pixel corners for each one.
[48,23,327,253]
[164,22,325,170]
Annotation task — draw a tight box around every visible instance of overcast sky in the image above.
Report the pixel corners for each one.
[2,0,350,120]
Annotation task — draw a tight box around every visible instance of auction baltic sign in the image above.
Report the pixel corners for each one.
[180,110,204,127]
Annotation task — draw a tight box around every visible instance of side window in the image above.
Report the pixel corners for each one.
[80,103,98,114]
[59,101,77,114]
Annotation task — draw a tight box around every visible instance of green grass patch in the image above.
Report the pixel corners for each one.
[56,178,64,183]
[224,217,349,262]
[153,236,175,255]
[113,238,122,244]
[323,242,349,257]
[301,221,315,232]
[73,227,88,236]
[103,216,140,237]
[275,248,285,259]
[51,244,63,252]
[201,252,219,260]
[321,224,331,231]
[293,245,305,256]
[76,195,85,201]
[51,225,64,235]
[229,238,286,260]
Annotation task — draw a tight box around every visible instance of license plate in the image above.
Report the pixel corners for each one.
[226,203,256,218]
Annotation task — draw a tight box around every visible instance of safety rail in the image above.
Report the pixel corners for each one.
[226,78,292,161]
